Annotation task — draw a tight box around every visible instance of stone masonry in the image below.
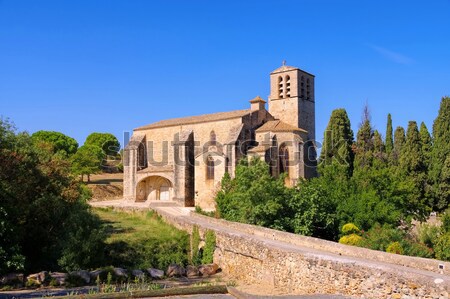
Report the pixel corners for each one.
[123,64,317,209]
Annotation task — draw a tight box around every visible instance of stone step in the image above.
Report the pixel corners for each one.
[148,201,181,208]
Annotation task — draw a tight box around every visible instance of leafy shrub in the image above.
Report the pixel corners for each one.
[417,224,441,248]
[358,224,404,251]
[386,242,404,255]
[201,230,216,264]
[191,226,201,266]
[404,241,433,258]
[341,223,360,235]
[435,233,450,261]
[441,209,450,233]
[339,234,362,246]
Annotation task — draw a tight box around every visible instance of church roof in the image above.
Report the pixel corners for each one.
[135,109,251,131]
[249,96,266,103]
[256,120,307,133]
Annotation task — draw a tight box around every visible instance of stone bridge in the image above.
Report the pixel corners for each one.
[91,200,450,298]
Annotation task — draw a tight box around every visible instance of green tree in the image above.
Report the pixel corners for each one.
[400,121,425,175]
[354,105,374,169]
[385,114,394,154]
[392,126,405,165]
[419,122,432,166]
[215,158,290,227]
[373,130,385,162]
[31,130,78,156]
[430,97,450,210]
[70,145,105,182]
[84,133,120,156]
[0,119,105,274]
[319,108,354,177]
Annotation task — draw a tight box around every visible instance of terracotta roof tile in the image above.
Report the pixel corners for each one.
[135,109,251,131]
[256,120,307,133]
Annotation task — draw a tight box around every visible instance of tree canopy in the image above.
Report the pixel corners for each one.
[31,130,78,156]
[84,132,120,156]
[0,119,105,274]
[70,145,105,181]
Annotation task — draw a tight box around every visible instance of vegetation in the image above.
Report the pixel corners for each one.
[215,96,450,261]
[85,132,120,156]
[190,226,201,266]
[201,230,216,265]
[71,144,105,182]
[94,208,189,270]
[31,130,79,156]
[0,119,106,274]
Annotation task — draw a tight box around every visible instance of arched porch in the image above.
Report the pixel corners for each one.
[135,175,173,202]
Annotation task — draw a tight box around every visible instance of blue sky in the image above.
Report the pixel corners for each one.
[1,0,449,148]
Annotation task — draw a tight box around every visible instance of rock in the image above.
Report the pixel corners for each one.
[27,271,49,285]
[131,269,145,279]
[166,264,186,277]
[114,267,128,278]
[0,273,24,285]
[147,268,164,279]
[49,272,67,286]
[89,269,104,280]
[186,265,200,278]
[69,270,90,284]
[198,263,219,276]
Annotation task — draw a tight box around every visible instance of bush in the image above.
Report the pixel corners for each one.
[435,233,450,261]
[417,224,441,248]
[339,234,362,246]
[441,209,450,233]
[386,242,404,255]
[201,230,216,264]
[191,226,201,266]
[341,223,360,235]
[404,241,434,259]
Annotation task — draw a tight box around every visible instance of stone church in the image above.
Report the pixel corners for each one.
[123,64,316,209]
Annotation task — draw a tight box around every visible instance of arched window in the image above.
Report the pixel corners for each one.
[285,75,291,97]
[206,155,215,180]
[279,144,289,176]
[137,142,147,170]
[278,76,284,98]
[210,130,217,145]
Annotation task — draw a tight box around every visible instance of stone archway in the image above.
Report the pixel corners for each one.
[135,176,173,202]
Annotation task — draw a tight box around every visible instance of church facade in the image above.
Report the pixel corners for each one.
[123,64,316,209]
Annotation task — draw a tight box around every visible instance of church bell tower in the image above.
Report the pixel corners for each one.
[268,63,316,141]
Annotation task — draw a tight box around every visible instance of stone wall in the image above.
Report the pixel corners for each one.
[153,207,450,298]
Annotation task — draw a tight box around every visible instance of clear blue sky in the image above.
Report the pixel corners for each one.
[1,0,449,148]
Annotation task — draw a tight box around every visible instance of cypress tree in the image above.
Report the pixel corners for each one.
[419,122,432,166]
[392,126,405,165]
[400,121,424,175]
[385,114,394,154]
[354,118,374,169]
[373,130,385,162]
[319,109,354,175]
[430,97,450,209]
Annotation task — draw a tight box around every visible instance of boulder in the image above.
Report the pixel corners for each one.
[166,264,186,277]
[131,269,145,279]
[186,265,200,278]
[1,273,24,286]
[147,268,164,279]
[69,270,90,284]
[199,263,219,276]
[27,271,49,285]
[113,267,128,278]
[49,272,67,286]
[89,269,104,281]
